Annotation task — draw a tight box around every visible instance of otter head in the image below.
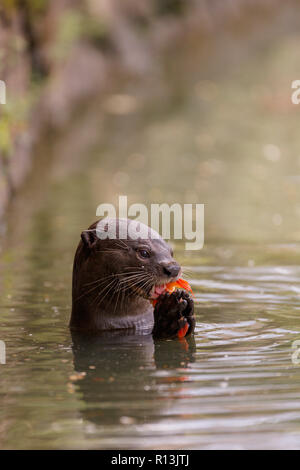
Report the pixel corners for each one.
[74,218,181,307]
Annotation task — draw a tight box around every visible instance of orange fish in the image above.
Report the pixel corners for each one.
[151,278,193,307]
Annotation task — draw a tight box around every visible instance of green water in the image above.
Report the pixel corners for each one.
[1,24,300,449]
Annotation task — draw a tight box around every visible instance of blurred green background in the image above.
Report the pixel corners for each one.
[1,0,300,243]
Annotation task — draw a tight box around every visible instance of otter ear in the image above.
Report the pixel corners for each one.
[81,229,98,249]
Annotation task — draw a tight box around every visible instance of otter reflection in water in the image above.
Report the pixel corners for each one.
[71,329,196,427]
[71,218,195,338]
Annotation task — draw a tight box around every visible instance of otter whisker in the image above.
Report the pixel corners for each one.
[91,277,117,304]
[182,267,194,277]
[92,277,119,307]
[117,274,150,292]
[181,272,192,280]
[116,276,150,297]
[83,271,144,288]
[81,276,119,295]
[117,273,149,285]
[117,273,150,288]
[123,266,145,271]
[117,271,147,278]
[120,275,150,286]
[141,276,156,292]
[113,284,122,315]
[81,273,146,302]
[83,273,117,287]
[103,280,118,305]
[119,274,155,298]
[75,278,115,301]
[134,277,154,296]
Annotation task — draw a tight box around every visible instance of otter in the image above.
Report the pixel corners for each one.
[70,218,195,338]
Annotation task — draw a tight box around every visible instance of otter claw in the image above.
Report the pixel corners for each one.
[152,289,195,339]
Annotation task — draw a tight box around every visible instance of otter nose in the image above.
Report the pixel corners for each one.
[162,263,180,278]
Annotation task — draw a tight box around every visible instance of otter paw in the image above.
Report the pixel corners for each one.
[152,290,195,339]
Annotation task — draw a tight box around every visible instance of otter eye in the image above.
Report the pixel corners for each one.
[138,249,150,259]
